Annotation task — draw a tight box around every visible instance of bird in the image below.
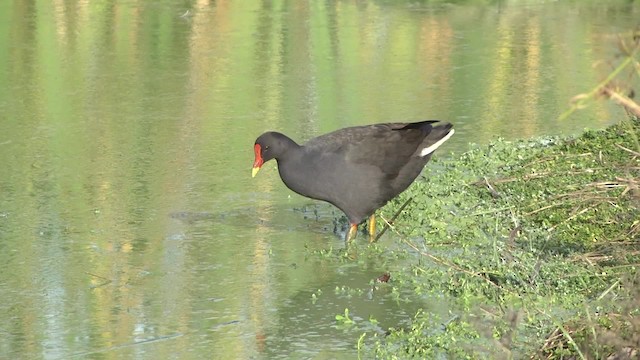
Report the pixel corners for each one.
[251,120,454,241]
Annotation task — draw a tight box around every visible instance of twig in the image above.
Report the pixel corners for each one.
[556,322,587,360]
[470,207,513,216]
[596,279,620,301]
[85,272,112,288]
[616,176,638,184]
[402,238,508,292]
[482,169,607,186]
[537,317,587,360]
[616,143,640,157]
[522,153,593,169]
[378,214,403,238]
[373,197,413,242]
[476,172,549,185]
[483,177,501,198]
[547,205,596,232]
[524,203,562,216]
[601,86,640,118]
[558,51,636,121]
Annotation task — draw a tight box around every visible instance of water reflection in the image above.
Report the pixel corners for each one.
[0,0,638,358]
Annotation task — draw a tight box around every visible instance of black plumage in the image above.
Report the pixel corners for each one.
[252,120,454,240]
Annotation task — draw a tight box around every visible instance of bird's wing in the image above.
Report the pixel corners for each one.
[304,122,432,177]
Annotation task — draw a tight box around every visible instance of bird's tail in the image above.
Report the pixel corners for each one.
[419,122,454,157]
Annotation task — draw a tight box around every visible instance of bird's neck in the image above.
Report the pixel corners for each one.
[276,146,314,196]
[274,137,301,162]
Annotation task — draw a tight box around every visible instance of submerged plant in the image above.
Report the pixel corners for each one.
[336,308,355,326]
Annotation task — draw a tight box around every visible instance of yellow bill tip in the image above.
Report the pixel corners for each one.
[252,167,260,178]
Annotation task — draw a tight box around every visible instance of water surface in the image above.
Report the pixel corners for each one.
[0,0,638,358]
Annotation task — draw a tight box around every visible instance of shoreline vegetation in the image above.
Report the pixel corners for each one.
[356,30,640,359]
[365,117,639,359]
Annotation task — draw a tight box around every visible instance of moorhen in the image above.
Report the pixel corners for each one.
[252,120,454,241]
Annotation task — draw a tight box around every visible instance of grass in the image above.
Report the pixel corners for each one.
[363,117,640,359]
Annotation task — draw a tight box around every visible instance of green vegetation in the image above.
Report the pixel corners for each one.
[358,117,639,358]
[336,27,640,359]
[336,308,356,327]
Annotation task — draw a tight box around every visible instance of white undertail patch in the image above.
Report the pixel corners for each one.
[419,129,454,157]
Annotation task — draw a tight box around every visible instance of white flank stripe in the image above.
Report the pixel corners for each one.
[419,129,454,157]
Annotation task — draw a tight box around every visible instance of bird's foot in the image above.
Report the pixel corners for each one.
[368,214,376,243]
[346,223,358,242]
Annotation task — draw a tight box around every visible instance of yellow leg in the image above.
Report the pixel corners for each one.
[368,214,376,242]
[346,223,358,242]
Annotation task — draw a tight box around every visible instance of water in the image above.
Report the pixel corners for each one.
[0,0,638,358]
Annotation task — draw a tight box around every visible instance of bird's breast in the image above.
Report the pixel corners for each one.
[277,156,334,200]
